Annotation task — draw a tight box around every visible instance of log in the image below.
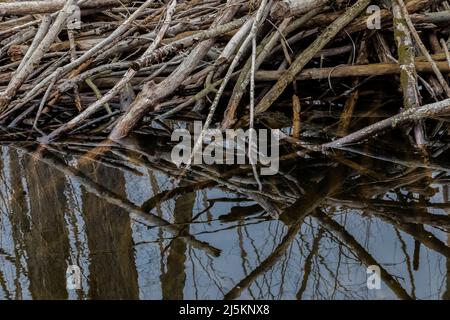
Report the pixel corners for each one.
[271,0,329,19]
[0,0,133,15]
[255,61,450,81]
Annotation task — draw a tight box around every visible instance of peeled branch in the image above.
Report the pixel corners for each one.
[270,0,329,19]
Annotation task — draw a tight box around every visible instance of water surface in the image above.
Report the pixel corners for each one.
[0,137,449,300]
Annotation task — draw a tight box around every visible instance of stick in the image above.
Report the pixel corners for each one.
[254,60,450,81]
[392,0,426,146]
[320,98,450,150]
[0,0,133,15]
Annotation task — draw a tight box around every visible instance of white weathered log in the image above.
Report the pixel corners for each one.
[270,0,328,19]
[0,0,133,15]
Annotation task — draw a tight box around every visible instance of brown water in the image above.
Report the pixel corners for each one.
[0,137,449,300]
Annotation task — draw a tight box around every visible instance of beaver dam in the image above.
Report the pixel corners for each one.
[0,0,450,300]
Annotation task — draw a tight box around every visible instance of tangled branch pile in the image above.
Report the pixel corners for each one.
[0,0,450,151]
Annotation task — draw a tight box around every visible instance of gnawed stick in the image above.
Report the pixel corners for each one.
[255,60,450,81]
[319,98,450,151]
[0,0,134,15]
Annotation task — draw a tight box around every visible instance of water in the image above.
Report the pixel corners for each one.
[0,137,449,300]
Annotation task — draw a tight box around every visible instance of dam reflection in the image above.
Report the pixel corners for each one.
[0,139,449,300]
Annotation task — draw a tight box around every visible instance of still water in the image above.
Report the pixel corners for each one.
[0,138,449,300]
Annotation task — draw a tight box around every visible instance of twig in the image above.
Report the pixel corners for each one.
[320,98,450,150]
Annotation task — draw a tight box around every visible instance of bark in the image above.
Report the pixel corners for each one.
[255,60,450,81]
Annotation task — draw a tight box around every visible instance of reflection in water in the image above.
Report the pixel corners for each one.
[0,137,449,300]
[160,191,194,300]
[81,164,139,299]
[23,155,70,300]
